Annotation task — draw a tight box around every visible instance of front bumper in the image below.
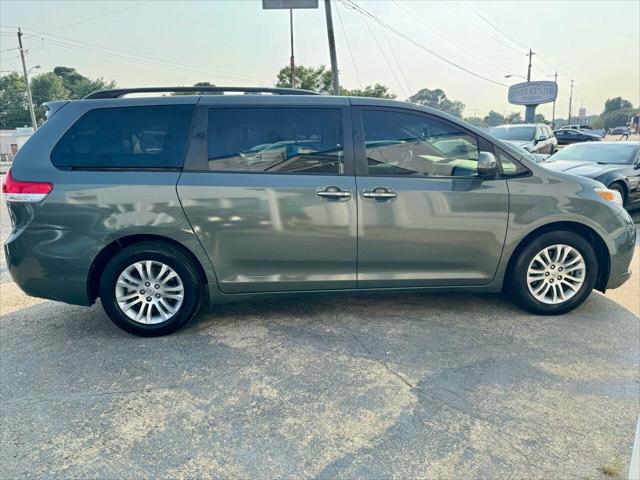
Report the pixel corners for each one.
[605,210,636,289]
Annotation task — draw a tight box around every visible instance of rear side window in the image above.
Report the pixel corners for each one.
[207,108,344,174]
[51,105,194,169]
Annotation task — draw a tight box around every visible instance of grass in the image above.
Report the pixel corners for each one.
[599,461,620,476]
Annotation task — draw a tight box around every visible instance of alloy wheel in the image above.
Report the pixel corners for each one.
[526,244,586,305]
[115,260,184,324]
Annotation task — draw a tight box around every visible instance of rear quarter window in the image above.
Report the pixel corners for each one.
[51,105,194,169]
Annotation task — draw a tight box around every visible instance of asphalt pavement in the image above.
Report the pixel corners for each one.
[1,185,639,479]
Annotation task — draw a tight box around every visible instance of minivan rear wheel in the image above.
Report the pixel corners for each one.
[509,231,598,315]
[99,241,202,336]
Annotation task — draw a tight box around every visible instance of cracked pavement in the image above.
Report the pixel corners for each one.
[1,191,639,479]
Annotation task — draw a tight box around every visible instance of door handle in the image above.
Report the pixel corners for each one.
[316,186,352,200]
[362,187,397,200]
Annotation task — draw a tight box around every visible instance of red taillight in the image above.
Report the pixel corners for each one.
[2,169,53,203]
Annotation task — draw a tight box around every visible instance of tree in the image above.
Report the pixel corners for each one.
[600,97,635,129]
[53,66,115,99]
[30,72,69,123]
[340,83,395,99]
[504,112,522,124]
[534,113,548,124]
[485,110,504,127]
[276,65,333,94]
[604,97,633,114]
[463,116,487,127]
[408,88,465,118]
[0,73,30,129]
[173,81,217,95]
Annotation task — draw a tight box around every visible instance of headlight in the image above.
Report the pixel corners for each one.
[594,186,623,207]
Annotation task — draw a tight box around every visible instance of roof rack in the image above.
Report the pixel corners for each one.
[84,86,320,99]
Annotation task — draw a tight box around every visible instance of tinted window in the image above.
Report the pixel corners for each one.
[551,143,638,165]
[489,126,536,141]
[51,105,194,169]
[361,110,479,177]
[207,108,344,174]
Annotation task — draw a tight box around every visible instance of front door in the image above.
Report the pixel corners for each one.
[178,102,357,293]
[353,106,509,288]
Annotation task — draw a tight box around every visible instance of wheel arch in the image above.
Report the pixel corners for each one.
[88,234,209,304]
[504,221,611,293]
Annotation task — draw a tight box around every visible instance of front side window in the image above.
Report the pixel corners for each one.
[361,109,480,177]
[207,108,344,174]
[51,105,194,169]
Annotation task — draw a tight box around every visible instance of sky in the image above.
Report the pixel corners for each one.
[1,0,639,119]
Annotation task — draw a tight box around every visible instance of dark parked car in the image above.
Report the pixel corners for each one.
[489,123,557,154]
[609,126,631,136]
[2,87,635,336]
[553,128,602,145]
[542,141,640,210]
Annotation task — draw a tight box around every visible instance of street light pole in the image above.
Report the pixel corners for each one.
[324,0,340,95]
[17,28,38,130]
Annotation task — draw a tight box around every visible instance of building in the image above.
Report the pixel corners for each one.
[0,127,34,162]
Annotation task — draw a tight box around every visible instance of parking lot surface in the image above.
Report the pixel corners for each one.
[1,191,639,479]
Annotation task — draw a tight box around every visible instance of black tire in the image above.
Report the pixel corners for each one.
[608,182,626,207]
[99,241,203,336]
[508,230,599,315]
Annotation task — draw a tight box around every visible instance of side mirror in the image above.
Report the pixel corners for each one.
[478,151,499,179]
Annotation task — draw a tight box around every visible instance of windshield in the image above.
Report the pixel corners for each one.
[550,143,638,165]
[489,126,535,141]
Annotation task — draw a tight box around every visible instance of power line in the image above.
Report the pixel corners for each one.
[47,1,152,33]
[360,10,409,98]
[16,28,272,83]
[442,3,526,57]
[334,0,362,89]
[338,0,507,87]
[463,1,528,52]
[370,1,412,95]
[392,0,511,77]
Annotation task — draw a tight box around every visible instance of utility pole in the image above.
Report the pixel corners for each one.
[524,48,536,122]
[324,0,339,95]
[551,71,557,128]
[289,9,295,88]
[526,48,534,82]
[17,28,38,130]
[568,79,574,126]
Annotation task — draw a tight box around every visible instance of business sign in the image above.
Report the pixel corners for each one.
[508,81,558,106]
[262,0,318,8]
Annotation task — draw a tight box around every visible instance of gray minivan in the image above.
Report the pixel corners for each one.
[3,87,635,336]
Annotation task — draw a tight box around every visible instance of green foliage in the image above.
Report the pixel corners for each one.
[53,66,115,99]
[604,97,633,114]
[276,65,334,94]
[485,110,504,127]
[0,67,117,128]
[30,72,69,123]
[408,88,465,118]
[173,82,217,95]
[0,72,30,129]
[534,113,548,124]
[340,83,395,99]
[463,116,487,127]
[598,97,635,129]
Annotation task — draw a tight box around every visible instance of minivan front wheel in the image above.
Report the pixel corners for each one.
[99,241,202,336]
[510,231,598,314]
